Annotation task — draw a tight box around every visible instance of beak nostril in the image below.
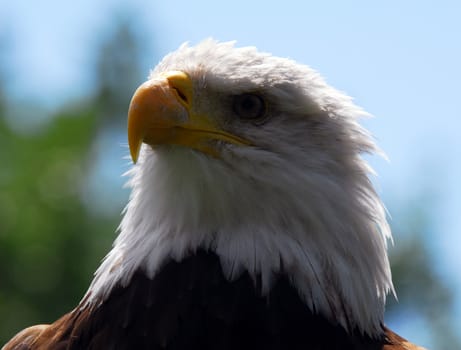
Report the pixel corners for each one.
[165,71,193,108]
[172,87,188,105]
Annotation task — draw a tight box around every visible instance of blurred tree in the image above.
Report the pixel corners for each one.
[0,29,11,115]
[387,202,461,349]
[93,16,146,125]
[0,106,111,339]
[0,16,144,344]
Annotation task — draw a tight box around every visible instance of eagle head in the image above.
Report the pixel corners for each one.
[89,39,394,337]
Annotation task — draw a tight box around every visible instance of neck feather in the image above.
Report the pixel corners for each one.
[85,146,393,336]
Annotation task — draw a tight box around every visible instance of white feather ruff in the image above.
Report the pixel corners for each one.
[85,40,394,337]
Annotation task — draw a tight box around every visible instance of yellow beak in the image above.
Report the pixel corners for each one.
[127,71,250,163]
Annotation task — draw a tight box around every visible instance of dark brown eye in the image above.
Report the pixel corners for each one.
[233,93,266,120]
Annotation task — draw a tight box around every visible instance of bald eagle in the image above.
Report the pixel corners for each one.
[3,40,424,350]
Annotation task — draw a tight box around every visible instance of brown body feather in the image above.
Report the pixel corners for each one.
[4,251,424,350]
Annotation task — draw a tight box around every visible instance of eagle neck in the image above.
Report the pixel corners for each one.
[85,147,393,337]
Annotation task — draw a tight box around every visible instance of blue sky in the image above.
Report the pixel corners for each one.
[2,0,461,347]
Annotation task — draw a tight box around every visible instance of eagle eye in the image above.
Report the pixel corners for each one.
[233,93,266,120]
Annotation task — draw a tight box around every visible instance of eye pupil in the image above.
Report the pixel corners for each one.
[233,93,266,120]
[242,97,256,110]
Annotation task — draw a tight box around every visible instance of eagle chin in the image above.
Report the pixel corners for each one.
[3,40,424,350]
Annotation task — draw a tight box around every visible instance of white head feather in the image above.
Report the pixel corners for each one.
[86,39,394,336]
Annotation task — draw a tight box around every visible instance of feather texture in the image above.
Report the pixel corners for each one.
[3,251,423,350]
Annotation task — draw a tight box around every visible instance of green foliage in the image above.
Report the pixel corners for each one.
[94,19,144,122]
[0,105,117,342]
[387,205,461,350]
[0,17,142,344]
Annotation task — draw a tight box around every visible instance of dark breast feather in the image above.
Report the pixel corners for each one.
[4,250,419,350]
